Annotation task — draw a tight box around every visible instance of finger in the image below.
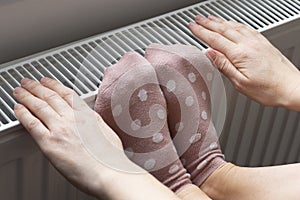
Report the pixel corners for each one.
[205,49,247,85]
[13,87,60,125]
[20,78,71,116]
[189,22,236,55]
[195,15,243,43]
[40,77,75,107]
[226,20,269,43]
[14,103,50,142]
[207,15,225,23]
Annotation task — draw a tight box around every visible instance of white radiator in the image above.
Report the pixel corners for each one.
[0,0,300,199]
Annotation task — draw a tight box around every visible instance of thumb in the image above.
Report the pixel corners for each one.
[205,49,244,82]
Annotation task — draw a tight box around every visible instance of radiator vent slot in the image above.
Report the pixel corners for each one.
[0,0,300,134]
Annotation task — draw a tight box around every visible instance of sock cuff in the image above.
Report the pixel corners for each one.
[191,156,225,187]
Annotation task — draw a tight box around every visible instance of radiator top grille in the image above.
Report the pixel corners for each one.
[0,0,300,132]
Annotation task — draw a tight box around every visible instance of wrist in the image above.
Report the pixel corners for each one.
[92,165,113,199]
[200,162,236,200]
[279,71,300,111]
[92,157,140,199]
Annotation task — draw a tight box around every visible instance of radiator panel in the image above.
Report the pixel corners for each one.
[0,0,300,199]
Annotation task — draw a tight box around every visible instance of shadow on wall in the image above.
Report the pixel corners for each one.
[0,0,204,65]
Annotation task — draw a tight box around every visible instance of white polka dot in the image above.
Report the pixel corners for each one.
[181,158,186,166]
[201,111,208,120]
[207,73,213,81]
[185,96,194,107]
[175,122,184,132]
[112,105,122,117]
[144,159,156,170]
[188,73,196,83]
[138,89,148,102]
[124,148,134,158]
[169,165,180,174]
[196,160,208,170]
[157,109,166,119]
[131,119,141,131]
[209,142,218,150]
[201,91,207,101]
[166,80,176,92]
[189,133,202,144]
[152,133,164,143]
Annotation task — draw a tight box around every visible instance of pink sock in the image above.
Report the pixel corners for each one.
[94,52,192,192]
[145,44,225,186]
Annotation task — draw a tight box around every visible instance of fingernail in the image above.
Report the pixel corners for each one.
[195,15,206,22]
[14,104,23,110]
[206,50,217,61]
[21,78,31,85]
[13,87,24,95]
[189,22,198,28]
[41,77,51,83]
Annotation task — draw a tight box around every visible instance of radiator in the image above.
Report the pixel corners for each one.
[1,0,300,199]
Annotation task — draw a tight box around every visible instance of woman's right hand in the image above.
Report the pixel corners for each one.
[13,77,181,200]
[189,15,300,110]
[13,77,127,198]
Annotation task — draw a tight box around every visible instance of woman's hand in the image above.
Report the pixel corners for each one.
[13,77,182,200]
[189,15,300,109]
[13,77,125,198]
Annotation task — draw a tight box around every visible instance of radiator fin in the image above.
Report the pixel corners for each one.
[0,0,300,165]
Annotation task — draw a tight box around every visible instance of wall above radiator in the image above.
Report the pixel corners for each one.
[0,0,203,65]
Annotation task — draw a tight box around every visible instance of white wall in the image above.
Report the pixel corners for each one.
[0,0,202,64]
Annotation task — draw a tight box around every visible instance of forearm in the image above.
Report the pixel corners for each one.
[95,164,180,200]
[96,164,213,200]
[201,162,300,200]
[177,184,212,200]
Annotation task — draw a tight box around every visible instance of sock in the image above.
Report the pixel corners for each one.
[145,44,225,186]
[94,52,192,193]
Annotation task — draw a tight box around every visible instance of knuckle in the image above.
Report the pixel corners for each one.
[232,48,249,60]
[33,101,48,112]
[236,22,248,30]
[65,89,75,97]
[233,80,243,92]
[218,26,230,35]
[43,91,59,101]
[53,126,71,135]
[207,33,219,45]
[26,80,40,90]
[229,21,252,33]
[61,88,75,99]
[27,118,41,131]
[237,24,247,30]
[228,20,242,28]
[46,78,59,86]
[216,58,228,72]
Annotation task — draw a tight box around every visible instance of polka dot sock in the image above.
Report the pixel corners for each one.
[94,52,192,193]
[145,44,225,186]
